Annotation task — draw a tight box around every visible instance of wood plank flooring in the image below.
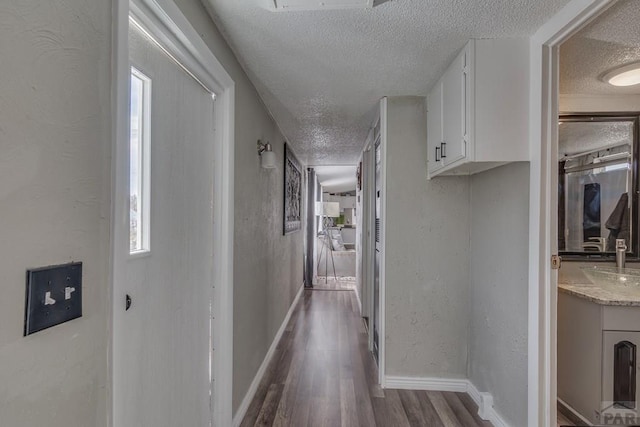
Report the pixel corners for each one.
[313,277,357,291]
[239,288,493,427]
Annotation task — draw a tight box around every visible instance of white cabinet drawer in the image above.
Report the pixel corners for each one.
[603,306,640,331]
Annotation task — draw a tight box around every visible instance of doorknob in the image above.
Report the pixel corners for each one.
[126,294,132,311]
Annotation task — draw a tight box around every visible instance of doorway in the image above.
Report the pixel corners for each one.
[530,1,619,426]
[554,2,640,425]
[111,0,235,425]
[312,165,360,290]
[373,121,382,362]
[354,112,383,371]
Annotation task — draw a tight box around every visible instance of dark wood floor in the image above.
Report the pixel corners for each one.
[239,288,493,427]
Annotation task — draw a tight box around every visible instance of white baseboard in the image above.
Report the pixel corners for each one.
[354,285,362,314]
[384,375,468,392]
[465,379,481,404]
[557,398,593,426]
[232,284,304,427]
[466,381,510,427]
[384,376,510,427]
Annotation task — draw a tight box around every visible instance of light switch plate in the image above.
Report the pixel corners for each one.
[24,262,82,336]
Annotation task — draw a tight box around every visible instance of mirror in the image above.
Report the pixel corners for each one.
[558,114,639,257]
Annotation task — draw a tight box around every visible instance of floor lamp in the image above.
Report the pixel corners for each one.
[316,201,340,284]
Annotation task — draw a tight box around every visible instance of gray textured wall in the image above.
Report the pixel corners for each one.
[0,0,304,424]
[0,0,112,425]
[384,97,470,378]
[173,0,305,414]
[468,162,530,426]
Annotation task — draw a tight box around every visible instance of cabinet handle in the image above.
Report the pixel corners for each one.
[435,146,440,162]
[441,142,447,158]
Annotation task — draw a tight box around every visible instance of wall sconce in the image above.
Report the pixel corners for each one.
[257,140,276,169]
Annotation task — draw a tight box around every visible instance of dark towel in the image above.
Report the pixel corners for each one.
[606,193,629,251]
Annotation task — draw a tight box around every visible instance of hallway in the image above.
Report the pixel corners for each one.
[240,289,492,427]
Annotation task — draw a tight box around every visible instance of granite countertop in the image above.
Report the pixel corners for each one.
[558,281,640,307]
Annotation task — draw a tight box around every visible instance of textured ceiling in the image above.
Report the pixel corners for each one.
[205,0,572,165]
[560,0,640,96]
[559,121,634,156]
[314,165,357,193]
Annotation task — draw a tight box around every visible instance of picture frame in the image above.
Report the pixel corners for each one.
[283,143,302,235]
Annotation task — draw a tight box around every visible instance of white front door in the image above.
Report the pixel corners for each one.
[112,19,216,427]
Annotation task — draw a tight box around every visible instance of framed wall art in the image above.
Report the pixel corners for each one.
[283,143,302,235]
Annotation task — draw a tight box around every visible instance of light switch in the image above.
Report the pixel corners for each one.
[24,262,82,336]
[44,292,56,305]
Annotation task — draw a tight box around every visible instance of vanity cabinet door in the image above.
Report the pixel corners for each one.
[614,341,636,408]
[603,331,640,422]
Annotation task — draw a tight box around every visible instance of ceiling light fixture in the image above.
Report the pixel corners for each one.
[603,62,640,87]
[272,0,373,12]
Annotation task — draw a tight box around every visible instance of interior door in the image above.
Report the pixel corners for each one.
[360,146,370,322]
[373,130,382,362]
[112,20,216,427]
[362,140,375,351]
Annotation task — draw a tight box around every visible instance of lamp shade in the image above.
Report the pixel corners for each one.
[261,151,276,169]
[315,201,340,217]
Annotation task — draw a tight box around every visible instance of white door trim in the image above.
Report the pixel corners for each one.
[378,97,388,386]
[368,131,376,354]
[364,136,375,352]
[111,0,235,425]
[528,1,614,425]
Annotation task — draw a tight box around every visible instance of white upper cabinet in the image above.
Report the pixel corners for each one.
[441,49,467,166]
[427,39,529,178]
[427,79,444,172]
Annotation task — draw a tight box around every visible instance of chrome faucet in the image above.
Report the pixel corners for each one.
[616,239,627,271]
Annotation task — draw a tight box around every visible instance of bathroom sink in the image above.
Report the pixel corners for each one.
[581,266,640,287]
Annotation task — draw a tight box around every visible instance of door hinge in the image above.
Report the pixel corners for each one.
[551,255,562,270]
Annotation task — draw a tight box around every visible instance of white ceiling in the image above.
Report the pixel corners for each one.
[205,0,571,165]
[560,0,640,96]
[314,165,357,193]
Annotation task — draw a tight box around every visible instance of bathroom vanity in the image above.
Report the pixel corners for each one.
[558,270,640,425]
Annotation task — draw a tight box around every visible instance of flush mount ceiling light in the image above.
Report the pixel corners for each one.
[272,0,374,12]
[603,62,640,87]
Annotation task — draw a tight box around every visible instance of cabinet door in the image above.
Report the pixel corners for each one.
[427,80,443,173]
[602,331,640,422]
[442,46,467,166]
